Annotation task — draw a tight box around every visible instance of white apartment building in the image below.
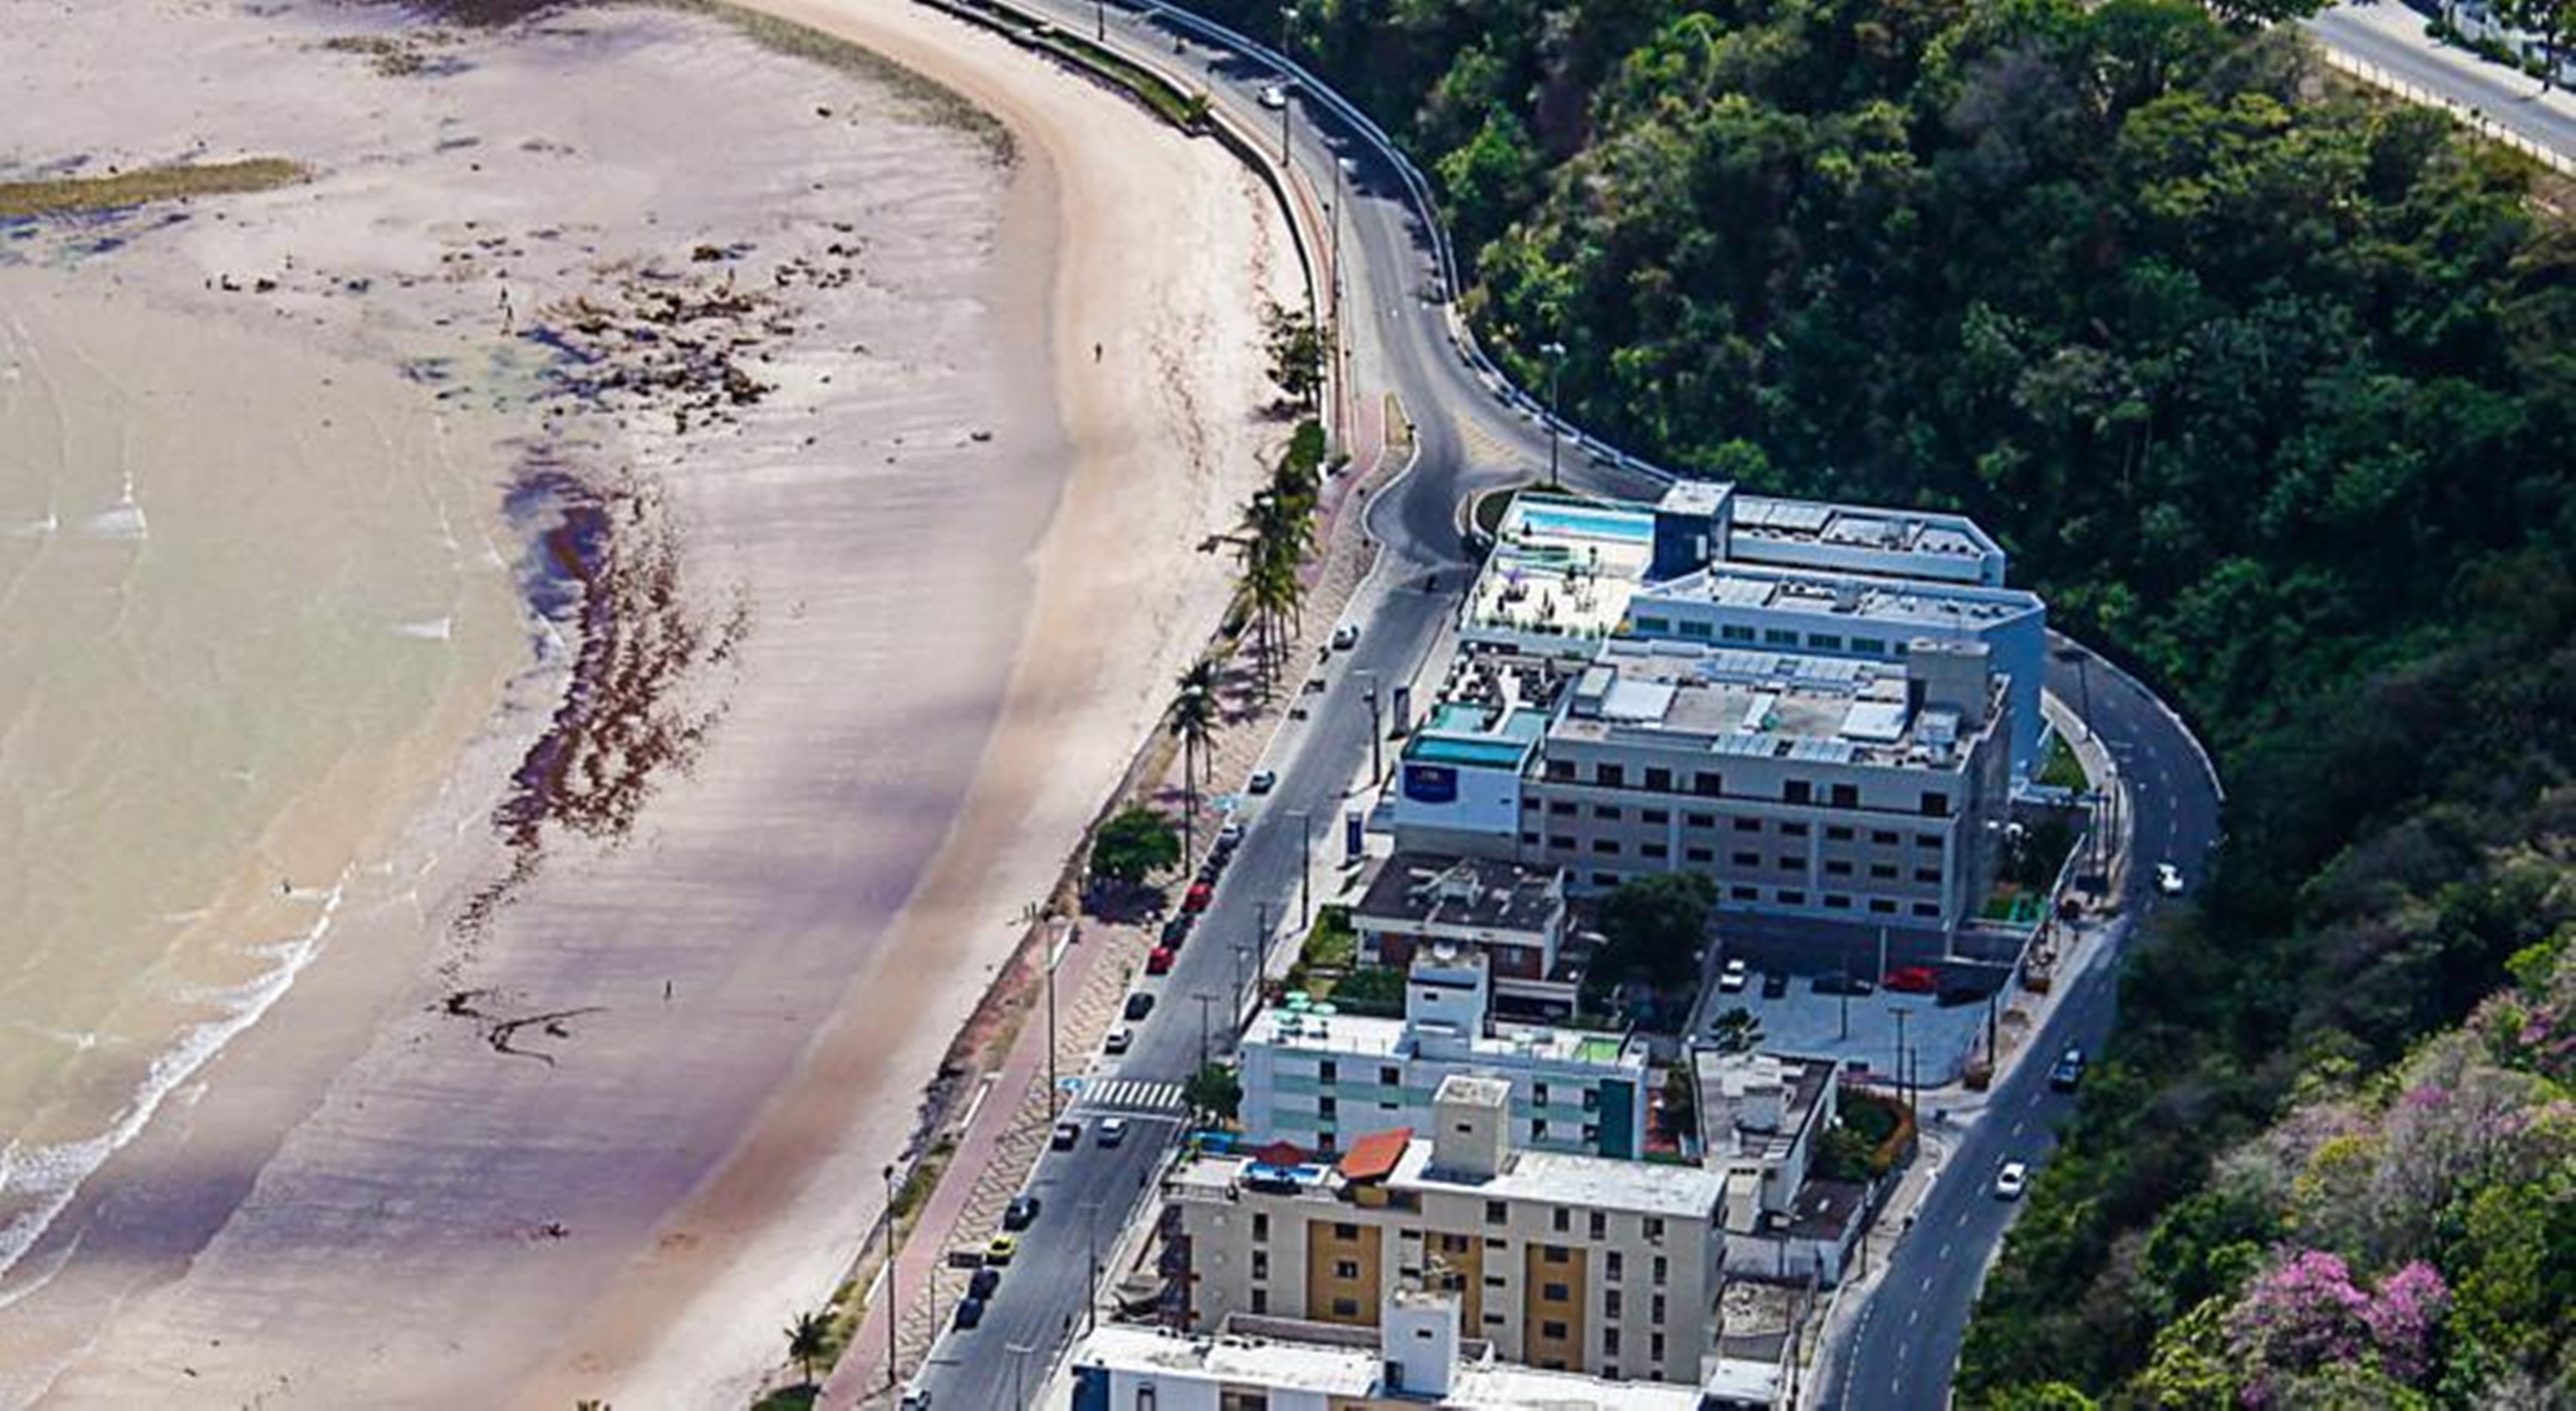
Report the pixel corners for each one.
[1242,947,1651,1158]
[1170,1075,1729,1387]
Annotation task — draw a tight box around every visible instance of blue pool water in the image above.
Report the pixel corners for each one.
[1516,503,1652,542]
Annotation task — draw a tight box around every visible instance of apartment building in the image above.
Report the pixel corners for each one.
[1068,1290,1718,1410]
[1348,851,1569,1004]
[1170,1075,1727,1386]
[1241,946,1650,1158]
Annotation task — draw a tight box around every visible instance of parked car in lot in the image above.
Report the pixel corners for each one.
[2048,1047,2087,1091]
[1003,1193,1042,1230]
[1103,1025,1133,1055]
[1994,1160,2030,1199]
[1718,958,1749,993]
[1146,945,1176,976]
[1761,970,1790,999]
[1814,973,1876,996]
[967,1266,1001,1300]
[1099,1117,1130,1147]
[2156,862,2185,895]
[1884,965,1940,995]
[1247,769,1278,795]
[1124,991,1155,1021]
[1051,1119,1081,1150]
[954,1295,986,1330]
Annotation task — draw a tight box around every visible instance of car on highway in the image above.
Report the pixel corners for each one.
[1331,622,1360,649]
[967,1266,1000,1300]
[1146,945,1175,976]
[1124,991,1155,1021]
[953,1295,986,1330]
[985,1232,1018,1264]
[1103,1026,1133,1055]
[1257,81,1290,109]
[1051,1118,1081,1150]
[1994,1160,2029,1200]
[2156,862,2185,895]
[1099,1117,1130,1147]
[1247,768,1278,795]
[1003,1193,1042,1230]
[1717,957,1749,993]
[2048,1047,2087,1092]
[1761,970,1790,999]
[900,1384,933,1410]
[1814,973,1876,996]
[1884,965,1940,995]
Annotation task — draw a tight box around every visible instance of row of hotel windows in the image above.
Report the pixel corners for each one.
[1538,832,1946,878]
[1290,1062,1605,1112]
[1239,1281,1674,1380]
[1550,859,1949,915]
[1529,800,1946,848]
[1259,1213,1671,1250]
[1630,615,1907,658]
[1540,761,1954,817]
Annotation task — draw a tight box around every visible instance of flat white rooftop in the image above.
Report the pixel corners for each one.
[1077,1323,1708,1408]
[1247,1006,1647,1072]
[1555,640,2000,772]
[1393,1137,1730,1219]
[1638,562,2041,632]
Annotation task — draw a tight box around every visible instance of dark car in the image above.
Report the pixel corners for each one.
[968,1266,1001,1300]
[1051,1119,1080,1150]
[1004,1193,1042,1230]
[1124,991,1156,1021]
[1760,970,1790,999]
[1813,973,1877,996]
[2048,1047,2087,1092]
[954,1296,986,1330]
[1160,914,1193,947]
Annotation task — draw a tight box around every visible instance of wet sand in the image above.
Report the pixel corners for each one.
[1,1,1286,1406]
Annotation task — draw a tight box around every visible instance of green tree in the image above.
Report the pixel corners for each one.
[2496,0,2574,88]
[1595,873,1716,989]
[1166,657,1221,863]
[1185,1060,1244,1120]
[1091,806,1179,888]
[783,1309,830,1388]
[1707,1005,1765,1054]
[1261,300,1328,411]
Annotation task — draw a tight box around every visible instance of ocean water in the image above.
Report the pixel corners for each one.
[0,282,521,1294]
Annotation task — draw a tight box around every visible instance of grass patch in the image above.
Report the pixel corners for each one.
[892,1133,957,1222]
[0,158,307,219]
[2037,733,2088,791]
[751,1387,820,1410]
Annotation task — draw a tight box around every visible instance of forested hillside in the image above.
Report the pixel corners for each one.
[1187,0,2576,1400]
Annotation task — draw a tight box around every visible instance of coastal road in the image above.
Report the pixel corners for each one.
[1816,638,2224,1410]
[2304,1,2576,166]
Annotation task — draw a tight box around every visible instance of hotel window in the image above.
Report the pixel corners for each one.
[1917,832,1943,849]
[1733,817,1763,833]
[1520,830,1540,846]
[1778,889,1807,905]
[1486,1201,1508,1226]
[1643,1217,1665,1242]
[1591,840,1620,855]
[1652,1254,1669,1283]
[1915,901,1943,917]
[1319,1060,1338,1082]
[1593,872,1619,887]
[1542,1320,1570,1340]
[1593,804,1623,821]
[1635,616,1670,634]
[1606,1251,1624,1281]
[1140,1388,1158,1411]
[1334,1259,1361,1279]
[1643,767,1673,793]
[1548,800,1577,816]
[1853,637,1887,655]
[1595,763,1625,787]
[1730,885,1759,901]
[1546,759,1574,781]
[1250,1289,1268,1314]
[1642,808,1669,825]
[1826,894,1852,909]
[1535,1083,1551,1104]
[1826,860,1854,876]
[1763,628,1799,646]
[1589,1210,1607,1240]
[1873,829,1901,845]
[1605,1288,1623,1318]
[1680,620,1712,638]
[1318,1096,1338,1117]
[1921,791,1950,817]
[1827,824,1855,841]
[1831,783,1860,809]
[1543,1282,1571,1301]
[1332,1298,1361,1318]
[1784,779,1812,804]
[1687,812,1716,828]
[1871,863,1898,880]
[1687,847,1714,863]
[1916,867,1943,884]
[1653,1293,1668,1323]
[1544,1244,1571,1264]
[1380,1065,1401,1085]
[1550,835,1576,851]
[1582,1089,1599,1111]
[1652,1332,1667,1361]
[1720,624,1756,643]
[1605,1327,1622,1355]
[1583,1123,1598,1143]
[1808,633,1843,651]
[1642,842,1669,860]
[1782,821,1809,837]
[1253,1213,1269,1241]
[1870,898,1898,914]
[1335,1222,1360,1239]
[1777,855,1806,872]
[1252,1251,1269,1279]
[1533,1119,1550,1140]
[1732,851,1760,868]
[1693,772,1724,797]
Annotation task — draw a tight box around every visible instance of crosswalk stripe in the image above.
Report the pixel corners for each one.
[1075,1079,1185,1113]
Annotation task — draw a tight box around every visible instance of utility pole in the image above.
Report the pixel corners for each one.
[882,1161,900,1391]
[1233,941,1253,1025]
[1045,926,1065,1122]
[1838,944,1852,1041]
[1094,0,1105,42]
[1357,670,1382,785]
[1890,1007,1910,1114]
[1541,340,1568,487]
[1195,990,1219,1070]
[1290,808,1313,930]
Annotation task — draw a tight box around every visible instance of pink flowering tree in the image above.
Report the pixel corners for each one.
[2224,1248,2450,1406]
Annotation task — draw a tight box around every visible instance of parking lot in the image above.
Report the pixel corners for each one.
[1697,961,1996,1086]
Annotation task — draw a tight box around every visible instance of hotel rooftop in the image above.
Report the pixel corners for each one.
[1169,1122,1727,1221]
[1244,995,1645,1071]
[1075,1315,1710,1409]
[1635,560,2041,635]
[1549,638,2004,772]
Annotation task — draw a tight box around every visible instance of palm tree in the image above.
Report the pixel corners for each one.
[1168,658,1221,869]
[785,1309,831,1389]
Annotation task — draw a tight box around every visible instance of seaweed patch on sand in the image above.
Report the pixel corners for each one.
[0,157,307,219]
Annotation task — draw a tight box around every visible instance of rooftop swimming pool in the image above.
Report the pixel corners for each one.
[1514,501,1653,544]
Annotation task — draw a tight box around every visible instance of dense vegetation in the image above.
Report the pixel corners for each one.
[1187,0,2576,1399]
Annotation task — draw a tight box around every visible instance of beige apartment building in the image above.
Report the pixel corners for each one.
[1168,1074,1727,1387]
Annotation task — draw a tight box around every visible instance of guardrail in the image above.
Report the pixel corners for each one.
[2314,42,2576,174]
[1125,2,1689,487]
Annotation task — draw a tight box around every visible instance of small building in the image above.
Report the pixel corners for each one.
[1695,1048,1863,1285]
[1169,1074,1728,1386]
[1069,1291,1711,1410]
[1349,851,1569,1004]
[1241,947,1649,1158]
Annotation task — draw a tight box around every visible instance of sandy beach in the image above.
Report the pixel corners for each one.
[0,2,1287,1406]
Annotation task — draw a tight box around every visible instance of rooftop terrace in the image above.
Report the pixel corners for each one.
[1637,561,2041,632]
[1552,640,2001,771]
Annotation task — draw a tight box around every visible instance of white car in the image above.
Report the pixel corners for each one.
[1215,819,1245,847]
[1331,622,1360,649]
[1103,1026,1133,1055]
[1099,1117,1131,1147]
[1257,83,1289,109]
[2154,862,2184,896]
[1994,1160,2029,1200]
[1717,958,1749,993]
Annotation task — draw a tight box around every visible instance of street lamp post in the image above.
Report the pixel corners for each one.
[1277,8,1297,163]
[1083,1199,1104,1336]
[1288,808,1312,930]
[1890,1006,1910,1115]
[882,1161,900,1391]
[1045,926,1064,1123]
[1356,669,1382,785]
[1094,0,1105,42]
[1541,340,1568,487]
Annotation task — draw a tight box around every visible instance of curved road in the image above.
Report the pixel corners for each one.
[891,5,2222,1407]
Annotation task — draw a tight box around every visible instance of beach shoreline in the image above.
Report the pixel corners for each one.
[0,2,1286,1405]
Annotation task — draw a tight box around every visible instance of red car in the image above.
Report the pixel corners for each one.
[1884,965,1939,994]
[1146,945,1176,976]
[1183,880,1214,913]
